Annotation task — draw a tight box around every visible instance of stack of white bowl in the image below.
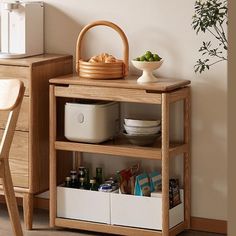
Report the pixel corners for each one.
[123,118,161,146]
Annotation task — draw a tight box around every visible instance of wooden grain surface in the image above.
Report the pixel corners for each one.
[55,85,162,104]
[184,88,191,229]
[50,74,190,92]
[29,55,73,194]
[55,218,162,236]
[161,93,170,236]
[0,54,72,67]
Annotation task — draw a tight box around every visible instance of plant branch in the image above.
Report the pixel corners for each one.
[219,24,228,43]
[213,25,227,48]
[209,59,226,66]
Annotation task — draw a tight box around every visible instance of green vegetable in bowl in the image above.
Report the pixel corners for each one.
[134,51,162,62]
[140,55,147,61]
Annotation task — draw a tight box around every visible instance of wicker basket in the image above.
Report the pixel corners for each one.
[76,20,129,79]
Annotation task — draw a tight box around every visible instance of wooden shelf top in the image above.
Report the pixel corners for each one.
[50,74,190,92]
[55,137,187,160]
[0,54,72,67]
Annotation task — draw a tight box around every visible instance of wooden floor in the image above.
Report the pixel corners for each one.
[0,204,225,236]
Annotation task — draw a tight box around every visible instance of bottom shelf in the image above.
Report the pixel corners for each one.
[55,217,186,236]
[57,186,184,231]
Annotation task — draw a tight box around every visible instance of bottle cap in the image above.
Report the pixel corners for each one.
[65,176,71,181]
[96,167,103,172]
[71,175,77,180]
[98,183,112,192]
[90,178,96,184]
[80,177,85,182]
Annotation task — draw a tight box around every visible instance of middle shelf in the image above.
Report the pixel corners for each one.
[55,137,187,160]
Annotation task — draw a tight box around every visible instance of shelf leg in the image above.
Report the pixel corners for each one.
[184,87,191,229]
[49,85,57,227]
[23,193,33,230]
[161,93,170,236]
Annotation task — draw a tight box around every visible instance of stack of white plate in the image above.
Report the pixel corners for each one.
[123,118,161,146]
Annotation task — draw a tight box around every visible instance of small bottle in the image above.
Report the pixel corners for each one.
[64,176,71,188]
[89,178,98,191]
[71,175,78,188]
[78,166,85,179]
[84,168,90,189]
[70,170,78,187]
[96,167,103,185]
[79,177,86,190]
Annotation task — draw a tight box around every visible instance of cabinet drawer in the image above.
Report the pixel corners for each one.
[0,130,29,188]
[0,65,29,77]
[0,66,30,96]
[0,97,29,131]
[0,130,29,161]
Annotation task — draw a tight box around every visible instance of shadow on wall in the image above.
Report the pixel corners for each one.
[44,3,81,69]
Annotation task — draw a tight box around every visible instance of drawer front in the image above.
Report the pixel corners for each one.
[0,130,29,188]
[57,187,110,224]
[0,66,30,96]
[0,97,29,131]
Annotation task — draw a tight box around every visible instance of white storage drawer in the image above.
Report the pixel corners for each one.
[110,190,184,230]
[57,186,110,224]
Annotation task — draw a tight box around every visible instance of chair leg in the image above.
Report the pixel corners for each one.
[2,160,23,236]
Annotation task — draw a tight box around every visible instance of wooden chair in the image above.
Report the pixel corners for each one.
[0,79,25,236]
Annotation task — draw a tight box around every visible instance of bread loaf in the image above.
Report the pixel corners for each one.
[88,53,117,63]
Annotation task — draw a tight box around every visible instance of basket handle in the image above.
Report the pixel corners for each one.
[76,20,129,77]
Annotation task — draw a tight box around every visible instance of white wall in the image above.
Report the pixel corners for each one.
[41,0,227,220]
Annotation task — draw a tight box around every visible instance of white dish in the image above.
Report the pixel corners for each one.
[124,118,161,127]
[132,60,163,83]
[124,124,161,135]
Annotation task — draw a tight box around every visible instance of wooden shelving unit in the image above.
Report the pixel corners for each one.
[49,75,191,236]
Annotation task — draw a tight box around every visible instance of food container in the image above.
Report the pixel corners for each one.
[65,101,119,143]
[76,20,129,79]
[110,190,184,230]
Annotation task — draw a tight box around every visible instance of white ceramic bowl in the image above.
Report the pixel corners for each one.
[124,118,161,127]
[132,60,163,83]
[124,124,161,135]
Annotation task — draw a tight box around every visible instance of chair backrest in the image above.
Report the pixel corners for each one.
[0,79,25,159]
[0,79,24,111]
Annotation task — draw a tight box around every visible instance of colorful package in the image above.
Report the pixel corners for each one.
[149,171,162,192]
[119,163,140,194]
[134,173,151,197]
[169,179,181,208]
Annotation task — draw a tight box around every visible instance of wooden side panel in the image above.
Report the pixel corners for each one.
[0,97,29,131]
[0,130,29,188]
[30,57,73,193]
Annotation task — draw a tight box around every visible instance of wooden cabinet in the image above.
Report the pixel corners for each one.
[0,54,73,229]
[49,75,191,236]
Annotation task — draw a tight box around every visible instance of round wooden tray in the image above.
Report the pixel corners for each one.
[76,20,129,79]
